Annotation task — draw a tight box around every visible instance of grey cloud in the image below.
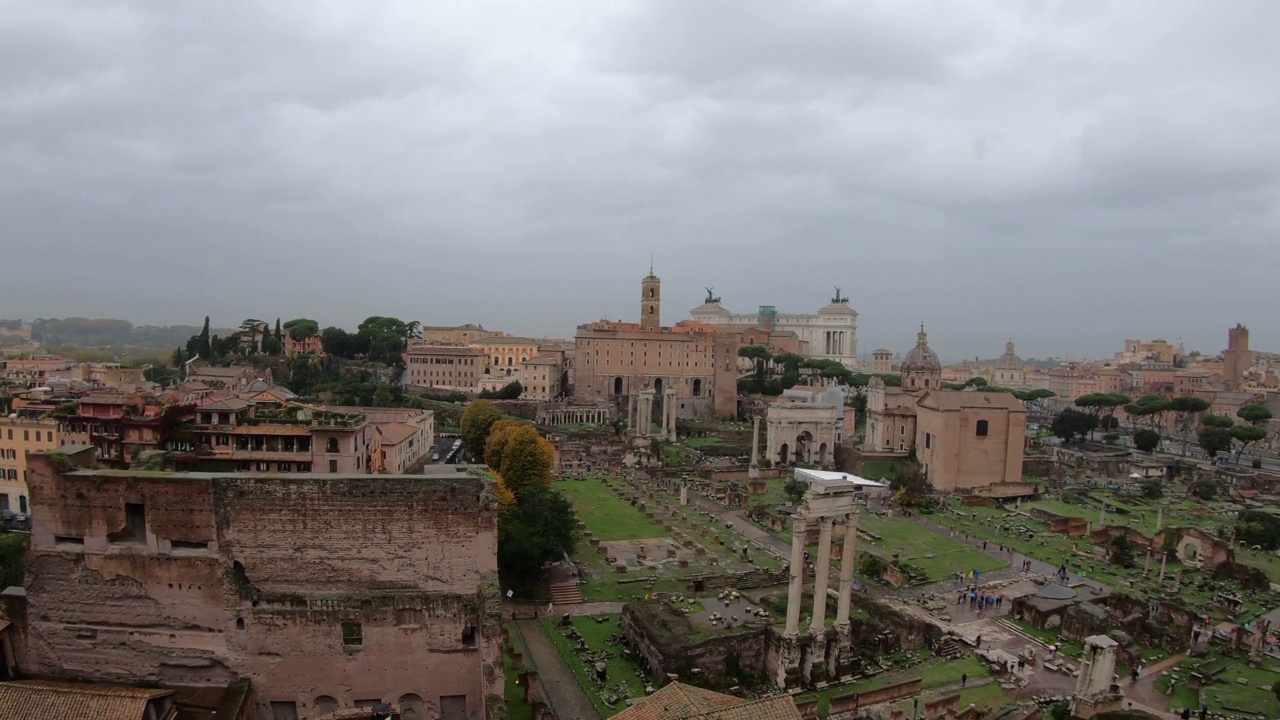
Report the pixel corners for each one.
[2,0,1278,361]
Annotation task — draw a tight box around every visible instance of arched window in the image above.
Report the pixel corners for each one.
[692,379,702,396]
[613,377,624,395]
[649,288,655,298]
[326,438,340,453]
[649,306,655,315]
[314,696,339,717]
[976,420,989,437]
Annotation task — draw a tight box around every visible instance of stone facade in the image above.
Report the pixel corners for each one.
[15,453,501,720]
[0,415,62,515]
[574,273,737,421]
[402,342,487,392]
[688,288,859,368]
[766,403,838,468]
[993,340,1025,388]
[914,391,1028,492]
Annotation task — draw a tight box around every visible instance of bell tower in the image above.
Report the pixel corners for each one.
[640,265,661,332]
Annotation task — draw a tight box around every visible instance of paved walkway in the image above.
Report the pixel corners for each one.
[515,618,601,720]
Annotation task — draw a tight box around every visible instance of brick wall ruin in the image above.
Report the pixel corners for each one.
[15,453,502,720]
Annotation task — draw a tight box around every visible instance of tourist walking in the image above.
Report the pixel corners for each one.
[961,673,968,687]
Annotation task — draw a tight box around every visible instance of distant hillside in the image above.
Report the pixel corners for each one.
[29,318,235,350]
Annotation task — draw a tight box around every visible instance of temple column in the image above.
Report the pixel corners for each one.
[810,517,834,634]
[835,511,858,629]
[785,517,807,637]
[748,414,761,480]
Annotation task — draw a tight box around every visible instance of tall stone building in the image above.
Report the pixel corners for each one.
[1223,323,1251,391]
[13,451,501,720]
[688,288,859,367]
[574,272,737,421]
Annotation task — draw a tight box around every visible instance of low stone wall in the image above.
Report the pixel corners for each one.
[621,602,771,689]
[825,677,923,718]
[685,568,789,594]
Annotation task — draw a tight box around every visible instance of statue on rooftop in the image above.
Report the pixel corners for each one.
[832,286,847,304]
[705,287,721,304]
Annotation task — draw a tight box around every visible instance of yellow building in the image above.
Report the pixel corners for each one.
[0,415,63,514]
[473,336,543,375]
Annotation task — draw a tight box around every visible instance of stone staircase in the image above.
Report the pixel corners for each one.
[936,635,966,660]
[549,582,584,605]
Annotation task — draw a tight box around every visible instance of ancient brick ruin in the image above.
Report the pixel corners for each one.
[9,451,502,720]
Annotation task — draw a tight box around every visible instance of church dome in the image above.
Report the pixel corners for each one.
[997,340,1023,370]
[901,326,940,370]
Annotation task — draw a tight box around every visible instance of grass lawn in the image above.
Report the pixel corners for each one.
[1005,617,1083,659]
[1157,659,1201,712]
[859,460,899,480]
[858,515,1006,580]
[503,623,535,720]
[540,614,647,718]
[554,479,667,541]
[1201,660,1280,717]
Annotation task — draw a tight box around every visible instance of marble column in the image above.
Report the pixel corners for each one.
[1156,506,1163,532]
[785,517,807,637]
[835,511,858,629]
[748,414,761,480]
[810,517,834,634]
[665,389,677,441]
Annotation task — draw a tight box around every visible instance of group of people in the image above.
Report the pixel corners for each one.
[956,586,1004,615]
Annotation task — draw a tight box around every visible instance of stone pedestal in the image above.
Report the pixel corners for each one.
[773,633,806,690]
[679,484,688,506]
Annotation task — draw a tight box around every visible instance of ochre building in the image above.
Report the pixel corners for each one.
[575,272,737,420]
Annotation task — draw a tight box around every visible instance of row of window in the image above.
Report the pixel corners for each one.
[408,356,479,365]
[2,429,54,442]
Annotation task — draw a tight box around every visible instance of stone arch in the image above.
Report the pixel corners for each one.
[654,377,664,394]
[796,430,814,463]
[778,442,789,464]
[613,377,624,395]
[314,696,339,717]
[325,437,340,453]
[692,378,702,396]
[818,442,828,466]
[398,694,425,720]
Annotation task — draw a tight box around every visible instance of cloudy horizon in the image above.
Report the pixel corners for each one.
[3,1,1277,361]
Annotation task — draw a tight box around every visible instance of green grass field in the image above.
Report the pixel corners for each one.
[554,479,668,541]
[540,614,647,717]
[858,514,1007,580]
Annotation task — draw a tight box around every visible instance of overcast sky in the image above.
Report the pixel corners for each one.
[3,1,1277,361]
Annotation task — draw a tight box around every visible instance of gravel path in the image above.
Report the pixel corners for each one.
[515,618,602,720]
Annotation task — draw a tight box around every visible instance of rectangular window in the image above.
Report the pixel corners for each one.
[55,535,85,547]
[462,625,477,648]
[341,621,363,646]
[329,459,338,473]
[269,701,299,720]
[108,503,147,544]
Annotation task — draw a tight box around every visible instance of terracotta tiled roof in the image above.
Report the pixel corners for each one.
[377,422,419,445]
[917,390,1027,412]
[612,683,801,720]
[200,398,252,412]
[0,679,172,720]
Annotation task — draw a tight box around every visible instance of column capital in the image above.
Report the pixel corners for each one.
[819,515,835,529]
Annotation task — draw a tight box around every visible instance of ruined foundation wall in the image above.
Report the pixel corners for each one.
[20,455,502,720]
